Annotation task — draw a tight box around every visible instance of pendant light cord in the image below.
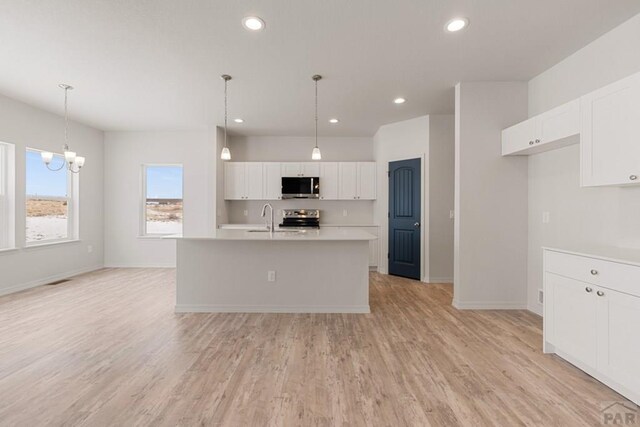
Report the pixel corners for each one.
[224,78,228,149]
[314,78,318,149]
[64,86,69,150]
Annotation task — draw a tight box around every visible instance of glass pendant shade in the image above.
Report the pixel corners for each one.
[312,147,322,160]
[75,156,86,168]
[64,150,77,163]
[221,146,231,160]
[41,151,54,164]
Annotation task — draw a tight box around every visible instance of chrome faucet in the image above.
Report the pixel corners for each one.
[261,203,274,232]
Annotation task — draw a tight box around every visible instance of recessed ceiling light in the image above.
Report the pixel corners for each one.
[329,118,339,124]
[445,18,469,32]
[234,118,244,123]
[394,97,406,104]
[242,16,265,31]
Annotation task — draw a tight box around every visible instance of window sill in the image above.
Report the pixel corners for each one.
[23,239,81,250]
[137,235,173,240]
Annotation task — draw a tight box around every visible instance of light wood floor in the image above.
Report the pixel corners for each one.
[0,269,629,426]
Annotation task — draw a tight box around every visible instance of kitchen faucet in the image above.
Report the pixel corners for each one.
[261,203,274,232]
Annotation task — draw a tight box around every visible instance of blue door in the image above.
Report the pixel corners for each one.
[388,158,421,280]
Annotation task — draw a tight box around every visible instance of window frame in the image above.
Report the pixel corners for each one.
[140,163,184,237]
[25,148,78,246]
[0,142,16,250]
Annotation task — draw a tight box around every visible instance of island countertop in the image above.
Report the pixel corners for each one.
[166,227,377,241]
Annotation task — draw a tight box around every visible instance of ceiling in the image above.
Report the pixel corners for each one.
[1,1,639,137]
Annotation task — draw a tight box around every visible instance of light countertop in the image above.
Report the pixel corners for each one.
[166,227,377,241]
[544,246,640,267]
[218,223,378,229]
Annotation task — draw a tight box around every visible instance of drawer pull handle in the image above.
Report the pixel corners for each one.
[585,287,593,293]
[535,139,540,144]
[630,175,638,181]
[529,141,534,146]
[590,269,598,275]
[597,290,605,297]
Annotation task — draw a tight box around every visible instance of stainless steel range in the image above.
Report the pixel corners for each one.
[280,209,320,229]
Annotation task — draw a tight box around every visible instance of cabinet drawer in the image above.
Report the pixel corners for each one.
[544,250,640,297]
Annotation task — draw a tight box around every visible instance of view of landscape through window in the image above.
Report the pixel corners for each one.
[26,150,69,242]
[145,165,183,235]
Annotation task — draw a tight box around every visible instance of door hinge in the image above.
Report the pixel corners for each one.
[387,252,389,259]
[387,171,390,177]
[387,212,390,218]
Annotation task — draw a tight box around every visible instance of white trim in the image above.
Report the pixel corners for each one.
[23,239,81,250]
[528,302,543,316]
[427,276,453,283]
[452,299,528,310]
[104,262,175,268]
[0,264,103,297]
[175,304,371,313]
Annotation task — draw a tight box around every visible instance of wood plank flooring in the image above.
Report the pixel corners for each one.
[0,268,630,426]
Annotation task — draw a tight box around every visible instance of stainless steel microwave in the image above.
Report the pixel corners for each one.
[281,177,320,199]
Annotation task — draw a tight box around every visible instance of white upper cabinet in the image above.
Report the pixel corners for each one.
[502,100,579,156]
[581,71,640,187]
[338,163,358,200]
[224,162,263,200]
[263,162,282,200]
[338,162,376,200]
[357,162,376,200]
[281,162,320,177]
[319,162,339,200]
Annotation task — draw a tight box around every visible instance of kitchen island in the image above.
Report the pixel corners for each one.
[168,228,376,313]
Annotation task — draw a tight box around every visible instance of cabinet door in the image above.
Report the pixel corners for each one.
[281,163,302,177]
[338,162,358,200]
[581,71,640,186]
[319,162,339,200]
[536,99,579,145]
[597,288,640,394]
[302,163,320,177]
[501,117,537,155]
[546,273,598,369]
[357,162,376,200]
[263,162,282,200]
[224,163,246,200]
[245,163,264,200]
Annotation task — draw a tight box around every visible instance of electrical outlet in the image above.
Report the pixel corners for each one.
[243,210,249,217]
[87,245,93,253]
[449,210,455,219]
[538,289,544,304]
[343,209,348,217]
[267,271,276,282]
[542,211,550,224]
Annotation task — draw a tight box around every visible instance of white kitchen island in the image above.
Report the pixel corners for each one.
[169,228,376,313]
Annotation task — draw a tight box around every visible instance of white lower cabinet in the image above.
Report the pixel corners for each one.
[544,248,640,404]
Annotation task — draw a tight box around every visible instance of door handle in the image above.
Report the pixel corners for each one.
[414,222,420,228]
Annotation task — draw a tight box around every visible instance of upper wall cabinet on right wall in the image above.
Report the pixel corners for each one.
[581,71,640,187]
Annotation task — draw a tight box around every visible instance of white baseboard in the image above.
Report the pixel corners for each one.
[427,276,453,283]
[452,299,528,310]
[0,264,104,297]
[527,302,543,316]
[104,263,175,268]
[175,304,371,314]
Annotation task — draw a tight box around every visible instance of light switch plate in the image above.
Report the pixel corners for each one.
[244,210,249,217]
[343,209,348,217]
[449,210,455,219]
[267,271,276,282]
[542,211,550,224]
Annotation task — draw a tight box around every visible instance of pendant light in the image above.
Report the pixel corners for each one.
[41,84,86,173]
[220,74,232,160]
[311,74,322,160]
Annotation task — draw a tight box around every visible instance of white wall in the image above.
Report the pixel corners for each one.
[454,82,529,309]
[428,115,455,282]
[229,136,374,161]
[104,130,216,267]
[373,116,429,280]
[0,93,104,295]
[526,13,640,315]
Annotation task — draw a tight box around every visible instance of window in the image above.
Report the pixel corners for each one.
[25,149,77,244]
[0,142,15,249]
[142,165,183,236]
